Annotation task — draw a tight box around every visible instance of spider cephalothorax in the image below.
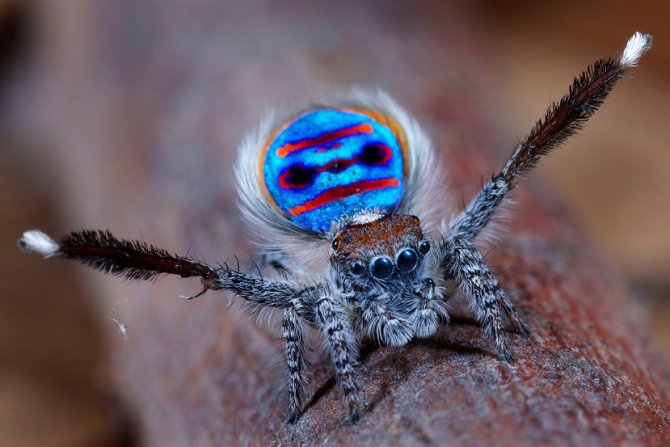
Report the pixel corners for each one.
[330,213,427,282]
[19,33,652,423]
[329,213,442,347]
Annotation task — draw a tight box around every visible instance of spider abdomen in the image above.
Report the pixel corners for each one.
[260,108,408,232]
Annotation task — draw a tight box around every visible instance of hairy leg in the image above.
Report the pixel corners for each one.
[437,33,651,359]
[448,33,652,241]
[440,237,529,360]
[283,307,306,423]
[315,294,361,422]
[19,229,323,419]
[19,229,320,308]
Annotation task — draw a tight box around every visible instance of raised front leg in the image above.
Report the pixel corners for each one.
[315,294,362,422]
[440,237,529,360]
[447,33,652,242]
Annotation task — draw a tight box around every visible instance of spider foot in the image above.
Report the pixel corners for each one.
[286,410,300,425]
[493,331,516,362]
[347,401,361,424]
[515,319,531,337]
[498,351,515,362]
[343,384,363,424]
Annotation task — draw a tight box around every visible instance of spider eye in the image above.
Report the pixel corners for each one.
[370,257,394,279]
[350,261,365,276]
[332,239,339,250]
[396,248,418,272]
[418,241,431,255]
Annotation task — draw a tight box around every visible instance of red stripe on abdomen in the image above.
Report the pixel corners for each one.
[288,178,400,216]
[277,123,373,158]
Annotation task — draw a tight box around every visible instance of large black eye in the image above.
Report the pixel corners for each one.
[331,239,339,250]
[370,257,394,279]
[350,261,365,276]
[396,248,418,272]
[418,241,431,255]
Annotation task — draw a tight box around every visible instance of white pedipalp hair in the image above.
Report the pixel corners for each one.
[620,32,653,67]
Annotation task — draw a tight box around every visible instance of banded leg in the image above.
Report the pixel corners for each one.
[448,33,652,241]
[315,295,361,422]
[214,268,310,309]
[283,307,306,423]
[441,237,529,360]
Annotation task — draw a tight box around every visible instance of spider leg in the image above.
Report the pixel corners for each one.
[213,267,312,308]
[283,307,306,423]
[437,33,651,359]
[19,229,323,421]
[448,33,652,241]
[19,229,221,284]
[315,294,361,423]
[440,237,529,360]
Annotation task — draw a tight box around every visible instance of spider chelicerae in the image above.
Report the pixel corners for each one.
[19,32,651,423]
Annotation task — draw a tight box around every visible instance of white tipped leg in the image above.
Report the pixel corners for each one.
[620,32,653,67]
[18,230,59,257]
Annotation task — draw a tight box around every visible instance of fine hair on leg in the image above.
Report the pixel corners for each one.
[315,294,362,422]
[447,33,652,242]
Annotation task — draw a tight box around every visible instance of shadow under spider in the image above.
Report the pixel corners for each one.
[301,376,336,415]
[301,323,495,417]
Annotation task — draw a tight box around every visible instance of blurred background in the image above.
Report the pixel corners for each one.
[1,1,667,446]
